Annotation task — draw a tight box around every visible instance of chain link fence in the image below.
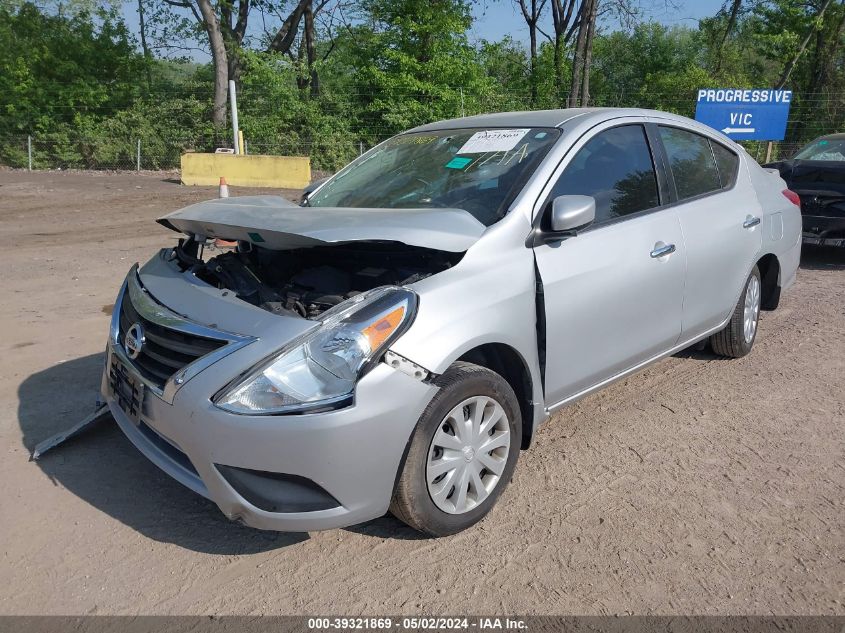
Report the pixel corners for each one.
[0,133,371,171]
[1,90,840,172]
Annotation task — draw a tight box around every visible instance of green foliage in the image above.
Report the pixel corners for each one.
[3,1,845,171]
[238,50,360,170]
[0,2,141,134]
[340,0,498,136]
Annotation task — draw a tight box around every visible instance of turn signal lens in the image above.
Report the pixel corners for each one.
[362,306,406,350]
[782,189,801,208]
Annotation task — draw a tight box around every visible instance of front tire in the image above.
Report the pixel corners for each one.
[390,362,521,536]
[710,265,761,358]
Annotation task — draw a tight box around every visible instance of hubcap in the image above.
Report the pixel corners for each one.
[743,275,761,344]
[425,395,511,515]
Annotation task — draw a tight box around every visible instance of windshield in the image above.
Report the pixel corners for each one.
[307,127,561,226]
[793,137,845,161]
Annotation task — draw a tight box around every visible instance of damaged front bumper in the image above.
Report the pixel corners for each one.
[102,265,437,532]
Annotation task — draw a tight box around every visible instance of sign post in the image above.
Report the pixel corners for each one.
[694,89,792,142]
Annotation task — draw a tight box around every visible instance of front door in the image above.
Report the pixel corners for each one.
[533,123,686,406]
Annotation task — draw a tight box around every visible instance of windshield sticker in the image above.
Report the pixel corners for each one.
[471,143,531,170]
[534,132,548,139]
[248,232,265,243]
[457,129,530,154]
[445,156,473,170]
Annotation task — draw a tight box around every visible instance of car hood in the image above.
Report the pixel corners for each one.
[157,195,486,252]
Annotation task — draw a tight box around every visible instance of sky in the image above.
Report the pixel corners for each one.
[469,0,727,42]
[122,0,729,60]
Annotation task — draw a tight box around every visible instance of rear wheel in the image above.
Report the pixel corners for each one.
[710,265,761,358]
[390,362,521,536]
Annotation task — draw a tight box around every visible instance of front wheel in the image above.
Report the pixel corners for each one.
[390,362,521,536]
[710,265,761,358]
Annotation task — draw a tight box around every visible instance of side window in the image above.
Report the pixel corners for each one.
[710,141,739,189]
[658,126,720,199]
[547,124,660,224]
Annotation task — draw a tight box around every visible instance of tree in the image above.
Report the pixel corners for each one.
[0,2,142,133]
[143,0,336,127]
[267,0,332,94]
[343,0,493,136]
[773,0,834,88]
[514,0,549,104]
[568,0,597,106]
[714,0,743,72]
[549,0,581,104]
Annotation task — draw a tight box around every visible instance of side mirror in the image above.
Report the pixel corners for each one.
[550,195,596,233]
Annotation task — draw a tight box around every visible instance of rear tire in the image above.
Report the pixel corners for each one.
[710,265,761,358]
[390,362,521,537]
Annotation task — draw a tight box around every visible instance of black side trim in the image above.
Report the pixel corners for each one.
[215,464,341,513]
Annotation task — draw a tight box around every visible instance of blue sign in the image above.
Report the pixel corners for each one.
[695,89,792,141]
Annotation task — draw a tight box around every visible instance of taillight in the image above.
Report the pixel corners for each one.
[782,189,801,208]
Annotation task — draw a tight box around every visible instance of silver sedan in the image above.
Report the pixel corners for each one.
[102,108,801,536]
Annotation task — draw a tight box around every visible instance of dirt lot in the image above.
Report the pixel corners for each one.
[0,169,842,616]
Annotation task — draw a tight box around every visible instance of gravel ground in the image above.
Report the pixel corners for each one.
[0,170,842,616]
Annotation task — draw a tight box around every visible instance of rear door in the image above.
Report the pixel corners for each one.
[653,125,763,339]
[533,121,686,406]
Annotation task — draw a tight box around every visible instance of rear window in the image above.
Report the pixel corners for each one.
[659,126,721,200]
[711,141,739,188]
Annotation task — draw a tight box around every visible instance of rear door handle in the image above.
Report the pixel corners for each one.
[743,216,761,229]
[650,243,676,258]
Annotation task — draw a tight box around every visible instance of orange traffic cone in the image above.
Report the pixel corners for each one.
[218,176,230,198]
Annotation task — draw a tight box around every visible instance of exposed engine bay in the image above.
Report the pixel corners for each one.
[175,239,460,319]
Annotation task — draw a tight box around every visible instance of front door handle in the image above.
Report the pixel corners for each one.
[650,243,676,258]
[743,215,761,229]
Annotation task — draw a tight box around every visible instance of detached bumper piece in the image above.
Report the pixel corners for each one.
[802,215,845,246]
[799,195,845,246]
[30,403,112,460]
[215,464,341,513]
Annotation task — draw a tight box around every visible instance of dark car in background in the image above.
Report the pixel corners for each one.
[766,134,845,247]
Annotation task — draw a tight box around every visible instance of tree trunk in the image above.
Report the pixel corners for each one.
[553,35,564,105]
[580,0,597,106]
[196,0,228,128]
[303,1,319,97]
[269,0,310,55]
[529,21,538,104]
[550,0,579,106]
[516,0,544,105]
[715,0,742,73]
[776,0,834,89]
[568,0,590,107]
[137,0,153,89]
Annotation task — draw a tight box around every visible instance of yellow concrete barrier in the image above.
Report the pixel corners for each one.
[180,153,311,189]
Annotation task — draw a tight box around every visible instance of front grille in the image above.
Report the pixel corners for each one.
[118,292,227,390]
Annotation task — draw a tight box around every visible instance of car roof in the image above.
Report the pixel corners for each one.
[408,107,698,132]
[813,133,845,141]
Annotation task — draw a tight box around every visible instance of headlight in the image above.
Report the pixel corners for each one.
[213,286,417,415]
